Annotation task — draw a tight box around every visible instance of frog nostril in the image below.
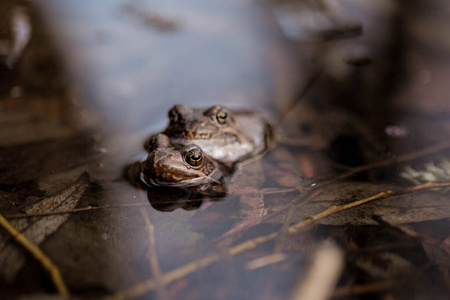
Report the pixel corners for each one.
[168,108,179,122]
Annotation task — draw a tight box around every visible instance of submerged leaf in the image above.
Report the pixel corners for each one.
[0,173,90,282]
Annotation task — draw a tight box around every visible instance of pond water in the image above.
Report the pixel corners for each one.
[0,0,449,299]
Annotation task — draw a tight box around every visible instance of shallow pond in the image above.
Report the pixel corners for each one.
[0,0,449,299]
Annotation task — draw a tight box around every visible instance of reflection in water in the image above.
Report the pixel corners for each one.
[124,132,229,211]
[2,0,450,299]
[147,184,226,212]
[124,132,229,212]
[125,102,274,214]
[139,134,225,188]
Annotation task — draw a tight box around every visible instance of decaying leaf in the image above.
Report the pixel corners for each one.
[0,173,91,282]
[221,187,265,239]
[266,181,450,226]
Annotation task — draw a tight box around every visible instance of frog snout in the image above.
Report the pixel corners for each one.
[189,123,213,138]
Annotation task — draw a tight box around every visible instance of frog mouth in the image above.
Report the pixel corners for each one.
[140,166,223,188]
[171,135,238,144]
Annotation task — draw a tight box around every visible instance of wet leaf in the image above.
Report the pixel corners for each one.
[0,173,90,282]
[266,182,450,226]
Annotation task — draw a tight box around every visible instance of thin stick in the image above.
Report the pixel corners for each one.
[290,181,450,234]
[139,207,165,297]
[107,181,450,300]
[6,203,148,219]
[0,212,69,296]
[288,190,394,234]
[5,188,296,220]
[266,140,450,223]
[281,69,323,119]
[312,140,450,190]
[333,281,394,297]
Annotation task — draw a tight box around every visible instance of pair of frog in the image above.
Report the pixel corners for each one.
[135,104,273,196]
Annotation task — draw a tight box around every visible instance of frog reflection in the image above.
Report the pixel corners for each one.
[126,134,227,209]
[154,104,273,164]
[147,184,226,212]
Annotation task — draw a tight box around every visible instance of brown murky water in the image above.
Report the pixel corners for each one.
[1,0,449,299]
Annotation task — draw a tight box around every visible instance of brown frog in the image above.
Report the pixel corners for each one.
[154,104,273,164]
[128,133,228,211]
[139,133,225,188]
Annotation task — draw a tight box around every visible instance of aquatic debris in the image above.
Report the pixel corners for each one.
[107,181,450,300]
[401,160,450,192]
[0,173,90,283]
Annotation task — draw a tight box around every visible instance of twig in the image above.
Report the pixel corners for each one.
[273,190,323,252]
[139,207,165,298]
[281,69,323,119]
[311,140,450,190]
[5,189,296,220]
[290,181,450,234]
[266,139,450,224]
[333,281,394,297]
[6,203,148,219]
[264,189,323,223]
[0,212,69,296]
[107,181,450,300]
[288,190,395,234]
[274,206,295,253]
[372,214,438,244]
[245,253,286,270]
[106,253,223,300]
[261,187,299,195]
[350,242,416,253]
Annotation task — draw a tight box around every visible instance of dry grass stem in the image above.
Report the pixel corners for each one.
[107,181,450,300]
[333,281,394,297]
[6,202,148,219]
[0,213,69,296]
[312,140,450,190]
[245,253,287,270]
[139,207,165,296]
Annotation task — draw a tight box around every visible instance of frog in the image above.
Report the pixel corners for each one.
[154,104,274,164]
[140,105,299,237]
[125,133,228,210]
[140,133,225,188]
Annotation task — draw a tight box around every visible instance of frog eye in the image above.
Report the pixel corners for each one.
[184,147,203,167]
[168,107,179,122]
[216,110,228,124]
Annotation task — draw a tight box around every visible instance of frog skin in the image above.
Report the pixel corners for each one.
[155,104,273,164]
[140,134,224,188]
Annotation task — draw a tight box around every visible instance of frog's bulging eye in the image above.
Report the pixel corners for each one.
[184,147,203,167]
[168,108,179,122]
[216,110,228,124]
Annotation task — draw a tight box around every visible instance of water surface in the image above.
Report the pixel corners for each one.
[0,1,449,299]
